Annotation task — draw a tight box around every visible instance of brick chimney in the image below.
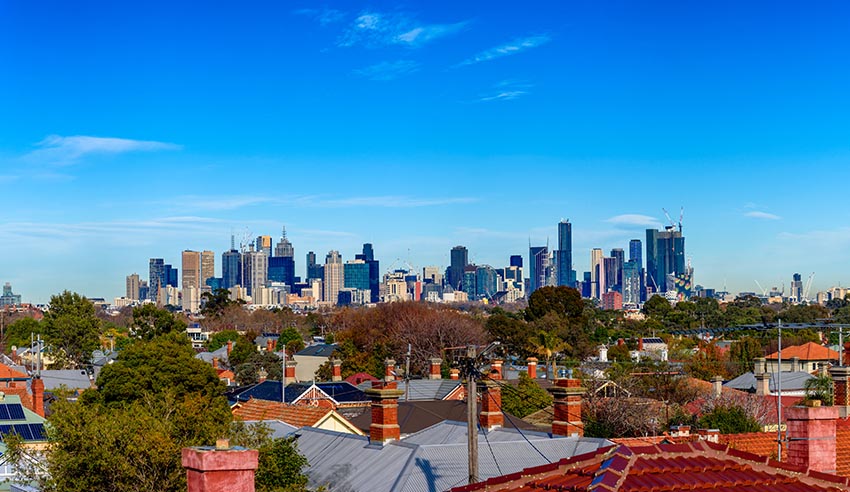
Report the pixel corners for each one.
[830,366,850,418]
[364,381,405,444]
[182,439,259,492]
[755,372,770,396]
[429,358,442,380]
[31,377,44,418]
[548,378,585,437]
[753,357,766,375]
[449,369,460,380]
[490,360,503,380]
[478,380,503,430]
[284,360,297,385]
[266,339,275,353]
[785,405,839,473]
[526,357,538,379]
[637,338,644,352]
[384,359,396,382]
[711,375,723,399]
[212,357,219,370]
[226,340,233,358]
[331,359,342,382]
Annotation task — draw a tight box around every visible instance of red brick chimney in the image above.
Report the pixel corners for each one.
[831,366,850,418]
[212,357,219,370]
[638,338,644,352]
[786,405,839,473]
[226,340,233,357]
[429,358,442,380]
[478,380,503,430]
[364,381,404,444]
[331,359,342,382]
[449,369,460,380]
[490,360,503,380]
[182,439,259,492]
[526,357,538,379]
[384,358,396,382]
[284,360,297,385]
[266,339,275,353]
[31,377,44,418]
[548,378,585,437]
[257,367,267,384]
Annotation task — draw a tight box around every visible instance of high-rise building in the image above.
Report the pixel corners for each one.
[629,239,642,267]
[0,283,21,307]
[555,220,576,287]
[222,249,241,289]
[126,273,140,301]
[792,273,803,303]
[422,266,443,285]
[582,271,592,298]
[255,235,272,256]
[646,226,685,294]
[462,265,477,299]
[603,257,617,295]
[623,260,641,306]
[269,228,296,286]
[510,255,523,268]
[476,265,498,300]
[355,243,380,303]
[165,264,178,288]
[590,249,604,299]
[182,250,202,290]
[610,248,624,292]
[242,247,268,297]
[344,259,370,291]
[449,246,468,291]
[529,245,549,295]
[149,258,166,301]
[306,251,324,282]
[201,250,215,288]
[323,250,343,304]
[274,227,294,258]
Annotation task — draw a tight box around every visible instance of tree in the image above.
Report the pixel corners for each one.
[201,288,241,318]
[642,295,671,319]
[485,310,530,357]
[254,436,310,492]
[227,336,258,368]
[804,374,833,405]
[42,291,102,369]
[526,286,584,321]
[728,337,764,377]
[4,317,42,351]
[500,372,552,418]
[697,404,761,434]
[683,341,728,381]
[235,351,283,385]
[129,304,187,340]
[532,327,568,378]
[206,329,241,351]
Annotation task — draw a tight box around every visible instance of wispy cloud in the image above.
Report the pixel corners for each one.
[475,80,533,102]
[745,211,781,220]
[169,194,478,211]
[25,135,181,166]
[479,90,528,102]
[339,11,466,48]
[294,8,345,26]
[459,34,551,66]
[353,60,420,81]
[0,216,226,242]
[605,214,663,227]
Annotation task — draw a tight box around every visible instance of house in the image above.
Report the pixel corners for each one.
[232,398,363,435]
[292,343,337,381]
[39,369,93,400]
[764,342,839,373]
[230,380,370,410]
[0,364,44,418]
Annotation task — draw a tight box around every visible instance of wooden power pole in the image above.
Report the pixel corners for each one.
[466,344,478,485]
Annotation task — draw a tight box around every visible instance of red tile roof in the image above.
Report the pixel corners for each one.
[766,342,839,361]
[232,398,331,428]
[451,441,850,492]
[0,363,29,380]
[345,372,378,386]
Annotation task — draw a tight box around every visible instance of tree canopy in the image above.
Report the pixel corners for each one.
[42,291,102,369]
[129,304,187,340]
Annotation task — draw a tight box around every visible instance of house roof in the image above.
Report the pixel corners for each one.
[0,394,46,442]
[232,380,368,404]
[345,372,378,386]
[347,400,539,436]
[238,419,298,439]
[766,342,839,361]
[724,371,814,393]
[0,363,28,380]
[295,344,337,357]
[194,345,229,365]
[295,421,610,492]
[451,441,850,492]
[39,369,91,391]
[356,379,462,401]
[233,398,332,427]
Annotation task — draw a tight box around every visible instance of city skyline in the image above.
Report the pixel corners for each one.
[2,1,850,303]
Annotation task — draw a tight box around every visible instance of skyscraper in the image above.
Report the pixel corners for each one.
[476,265,498,300]
[306,251,323,282]
[610,248,624,292]
[629,239,642,267]
[529,245,549,295]
[603,257,617,295]
[255,235,272,256]
[590,248,604,299]
[355,243,380,303]
[555,220,575,287]
[149,258,165,301]
[222,248,241,289]
[165,264,178,288]
[623,260,641,306]
[449,246,468,291]
[510,255,523,268]
[270,228,296,286]
[792,273,803,303]
[201,250,215,288]
[344,260,370,291]
[323,250,343,304]
[182,250,202,290]
[126,273,140,300]
[646,226,685,294]
[242,246,268,297]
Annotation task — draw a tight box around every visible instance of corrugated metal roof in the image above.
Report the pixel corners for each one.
[724,371,813,392]
[296,344,338,357]
[358,379,461,401]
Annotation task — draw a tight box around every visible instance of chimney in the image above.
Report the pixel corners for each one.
[818,362,828,378]
[844,342,850,366]
[617,338,625,346]
[786,405,839,473]
[755,372,770,396]
[331,359,342,382]
[526,357,538,379]
[226,340,233,357]
[598,346,608,363]
[182,440,259,492]
[257,367,268,384]
[791,356,800,373]
[490,359,503,380]
[428,358,442,380]
[637,338,644,352]
[284,360,297,385]
[754,357,766,375]
[384,359,396,382]
[266,339,275,353]
[548,378,585,437]
[449,369,460,380]
[212,357,219,370]
[830,366,850,418]
[364,381,404,444]
[711,375,723,399]
[478,380,503,430]
[697,428,720,443]
[31,377,44,418]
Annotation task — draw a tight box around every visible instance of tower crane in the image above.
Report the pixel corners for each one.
[803,272,816,301]
[662,208,676,231]
[754,280,767,297]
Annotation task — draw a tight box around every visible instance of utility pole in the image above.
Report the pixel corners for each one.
[405,343,411,402]
[466,344,478,485]
[776,319,782,461]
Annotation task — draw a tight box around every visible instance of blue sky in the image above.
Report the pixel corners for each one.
[2,1,850,303]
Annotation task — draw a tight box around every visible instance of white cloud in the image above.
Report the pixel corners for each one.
[353,60,420,81]
[479,90,527,102]
[25,135,181,166]
[459,34,551,66]
[605,214,663,227]
[745,211,781,220]
[339,11,466,48]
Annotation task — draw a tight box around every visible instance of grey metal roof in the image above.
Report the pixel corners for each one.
[194,345,229,365]
[239,420,298,439]
[357,379,461,401]
[39,369,91,391]
[295,420,611,492]
[295,344,338,357]
[724,371,814,392]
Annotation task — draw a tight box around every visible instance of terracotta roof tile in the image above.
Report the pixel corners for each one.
[232,398,331,428]
[766,342,839,361]
[0,363,29,380]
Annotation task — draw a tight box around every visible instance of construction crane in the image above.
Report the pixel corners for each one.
[662,208,676,231]
[754,280,767,297]
[661,207,684,232]
[678,207,684,233]
[803,272,816,301]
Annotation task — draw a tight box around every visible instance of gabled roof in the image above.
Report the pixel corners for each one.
[452,441,850,492]
[356,379,462,401]
[233,398,331,427]
[232,380,368,405]
[295,344,337,357]
[725,371,814,392]
[39,369,92,391]
[0,363,29,380]
[766,342,839,361]
[0,394,46,442]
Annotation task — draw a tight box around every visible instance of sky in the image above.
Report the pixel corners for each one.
[1,1,850,304]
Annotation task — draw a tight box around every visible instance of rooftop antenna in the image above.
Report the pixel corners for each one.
[281,226,287,240]
[231,234,235,251]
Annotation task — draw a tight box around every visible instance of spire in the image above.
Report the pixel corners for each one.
[281,226,287,240]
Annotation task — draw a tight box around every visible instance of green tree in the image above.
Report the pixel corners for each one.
[206,329,241,351]
[42,291,102,369]
[526,286,584,321]
[129,304,187,340]
[728,337,764,377]
[228,336,258,368]
[254,436,310,492]
[277,327,303,350]
[201,288,241,317]
[236,351,283,385]
[803,374,834,405]
[533,327,568,378]
[683,341,728,381]
[642,295,671,319]
[4,317,42,351]
[485,311,530,357]
[698,405,761,434]
[500,372,553,418]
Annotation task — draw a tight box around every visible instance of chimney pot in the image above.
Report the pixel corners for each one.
[182,445,258,492]
[548,379,585,437]
[526,357,538,379]
[364,381,405,444]
[429,358,442,380]
[384,359,396,382]
[331,358,342,382]
[785,405,838,473]
[449,369,460,380]
[755,372,771,396]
